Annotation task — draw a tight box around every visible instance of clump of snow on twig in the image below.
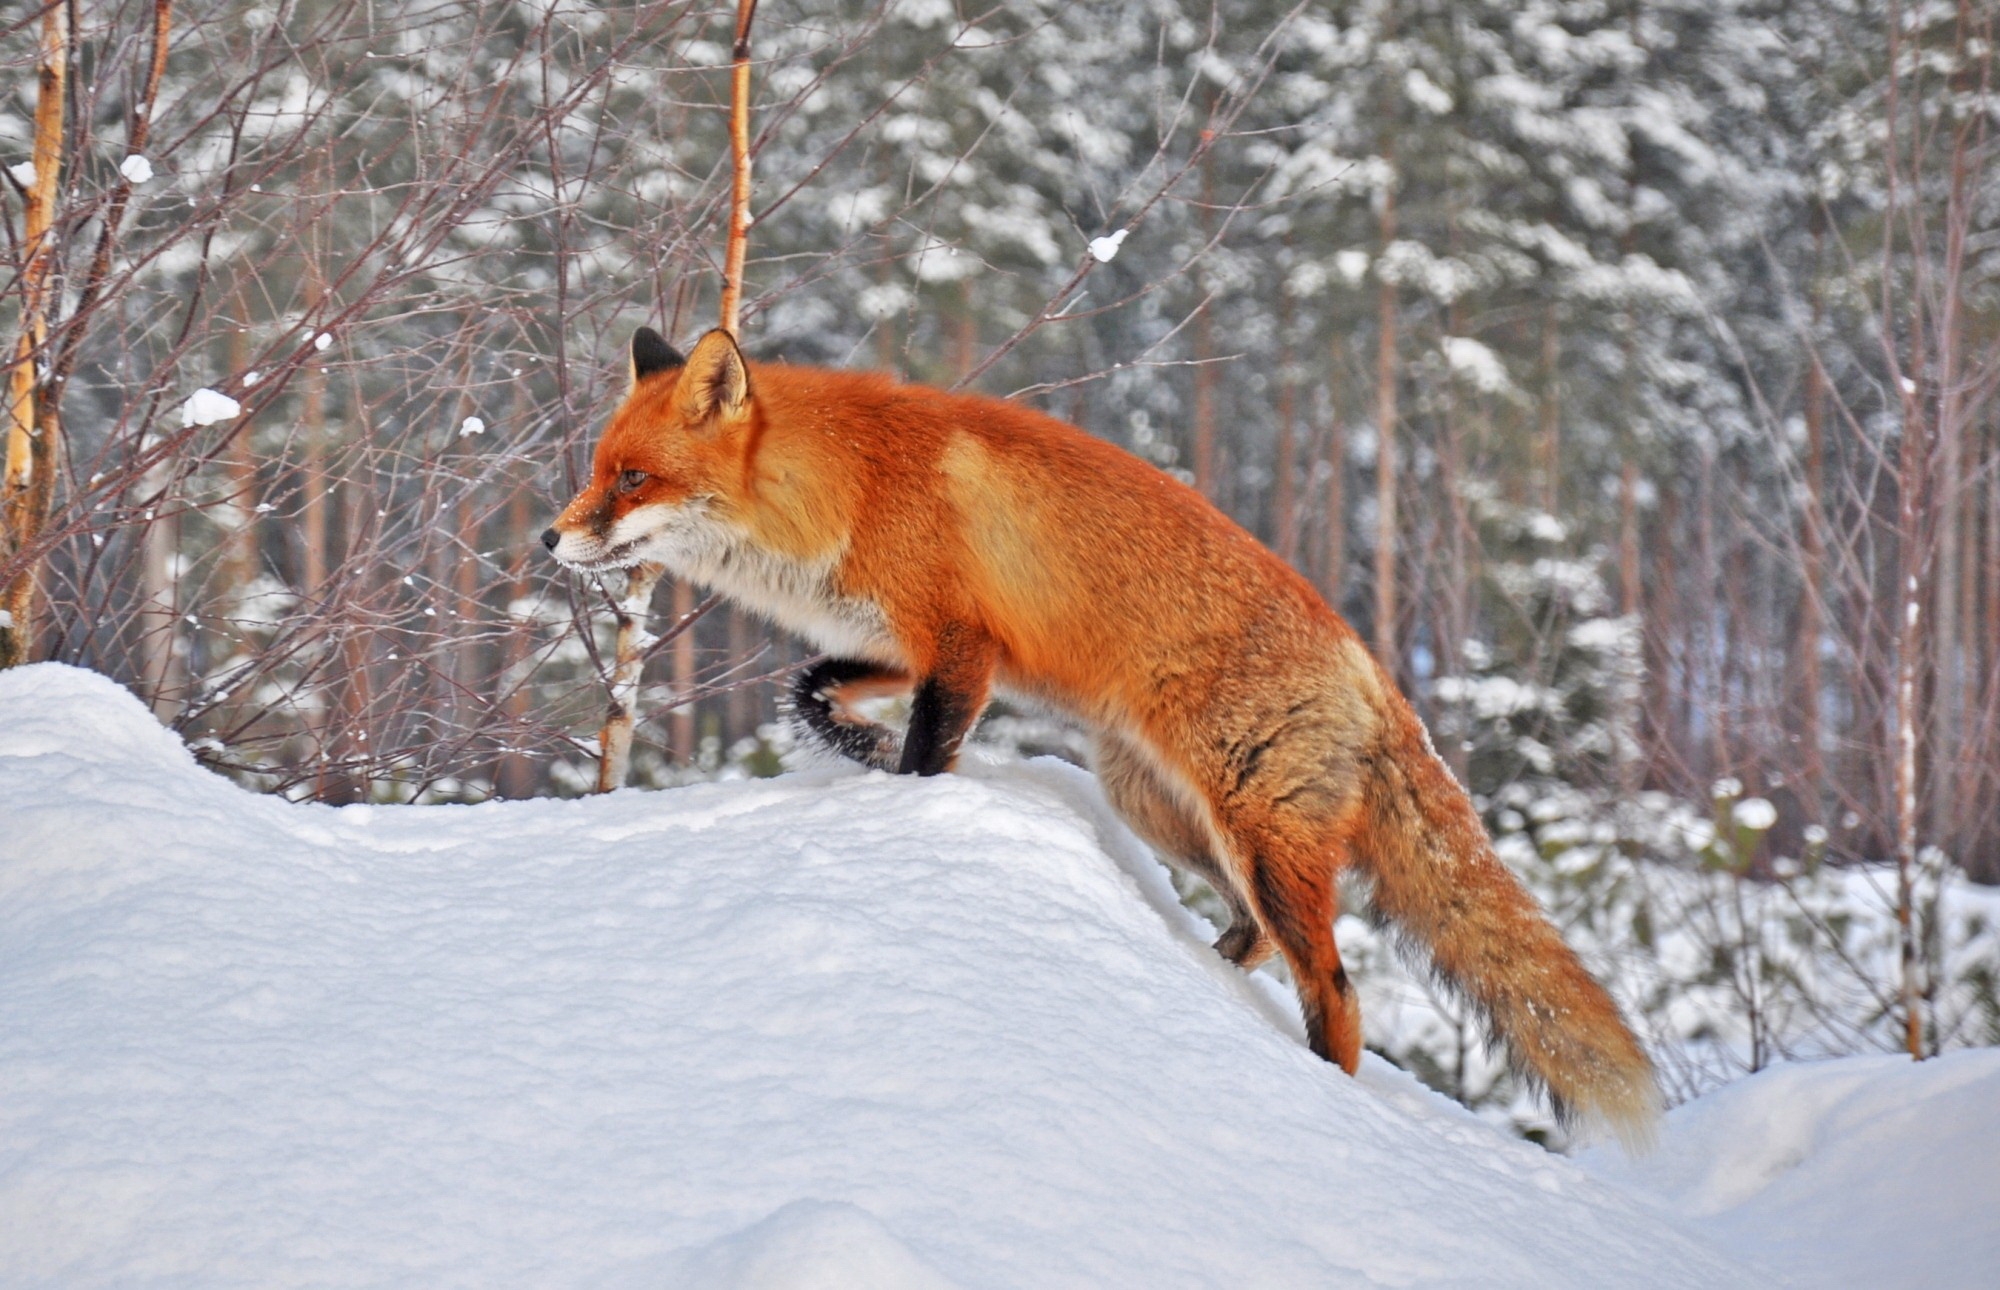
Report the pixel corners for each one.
[1088,229,1128,263]
[1731,797,1777,831]
[181,389,242,428]
[458,416,486,437]
[119,155,154,185]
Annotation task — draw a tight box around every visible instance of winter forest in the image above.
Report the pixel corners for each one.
[3,0,1998,1130]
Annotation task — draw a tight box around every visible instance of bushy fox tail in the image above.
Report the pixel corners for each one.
[1353,705,1660,1149]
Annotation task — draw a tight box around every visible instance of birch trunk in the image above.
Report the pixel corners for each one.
[595,566,662,792]
[1883,0,1927,1059]
[1,3,69,668]
[602,0,757,789]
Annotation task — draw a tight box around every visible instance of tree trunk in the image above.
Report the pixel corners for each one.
[1,3,69,669]
[495,485,537,799]
[671,577,698,765]
[300,259,330,597]
[1893,409,1928,1060]
[1933,0,1979,862]
[1619,462,1642,621]
[1653,486,1685,794]
[727,607,753,744]
[1274,290,1297,565]
[320,481,374,805]
[596,565,662,792]
[1982,415,2000,876]
[136,458,183,721]
[1373,145,1399,675]
[1325,336,1346,610]
[298,334,332,786]
[719,0,758,338]
[223,295,261,602]
[1538,303,1561,515]
[1618,460,1646,793]
[1797,231,1828,823]
[604,0,756,790]
[1883,0,1927,1058]
[1438,363,1471,784]
[1191,141,1218,500]
[955,277,978,384]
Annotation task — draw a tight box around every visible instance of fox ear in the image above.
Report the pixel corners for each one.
[630,326,685,384]
[676,328,751,426]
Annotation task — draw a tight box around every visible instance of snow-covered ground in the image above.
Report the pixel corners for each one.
[1,664,1992,1288]
[1585,1050,2000,1287]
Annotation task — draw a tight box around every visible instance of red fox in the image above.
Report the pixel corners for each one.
[545,326,1660,1143]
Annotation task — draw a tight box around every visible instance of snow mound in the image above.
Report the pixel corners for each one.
[1583,1049,2000,1288]
[647,1200,963,1290]
[0,663,1758,1287]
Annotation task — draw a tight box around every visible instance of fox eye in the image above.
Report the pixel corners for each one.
[615,469,648,494]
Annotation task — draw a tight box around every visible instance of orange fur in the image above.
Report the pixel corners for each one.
[548,329,1660,1142]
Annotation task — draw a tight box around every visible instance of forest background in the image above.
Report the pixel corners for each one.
[3,0,1996,1135]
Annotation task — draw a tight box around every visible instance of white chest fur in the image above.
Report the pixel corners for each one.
[612,500,900,665]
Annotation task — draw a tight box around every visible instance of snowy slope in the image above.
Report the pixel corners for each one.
[1582,1049,2000,1289]
[0,664,1838,1287]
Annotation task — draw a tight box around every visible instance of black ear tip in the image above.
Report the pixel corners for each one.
[631,327,685,379]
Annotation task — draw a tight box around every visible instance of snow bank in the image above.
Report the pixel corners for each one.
[0,664,1761,1287]
[1583,1049,2000,1289]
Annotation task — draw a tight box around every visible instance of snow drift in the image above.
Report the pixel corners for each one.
[1586,1048,2000,1287]
[0,664,1975,1286]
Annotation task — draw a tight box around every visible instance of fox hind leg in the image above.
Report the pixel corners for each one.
[1240,836,1362,1073]
[1092,732,1273,969]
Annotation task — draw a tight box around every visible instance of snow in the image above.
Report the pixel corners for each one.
[1087,228,1127,263]
[1441,335,1511,394]
[179,387,242,427]
[857,281,910,321]
[119,154,155,185]
[458,415,486,437]
[1403,68,1454,115]
[1730,797,1777,831]
[1582,1051,2000,1288]
[0,664,1987,1288]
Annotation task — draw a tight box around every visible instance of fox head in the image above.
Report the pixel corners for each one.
[542,326,756,573]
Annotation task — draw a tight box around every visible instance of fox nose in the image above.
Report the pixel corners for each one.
[540,527,560,551]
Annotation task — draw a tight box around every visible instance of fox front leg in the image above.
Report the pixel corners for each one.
[790,627,997,777]
[898,624,999,777]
